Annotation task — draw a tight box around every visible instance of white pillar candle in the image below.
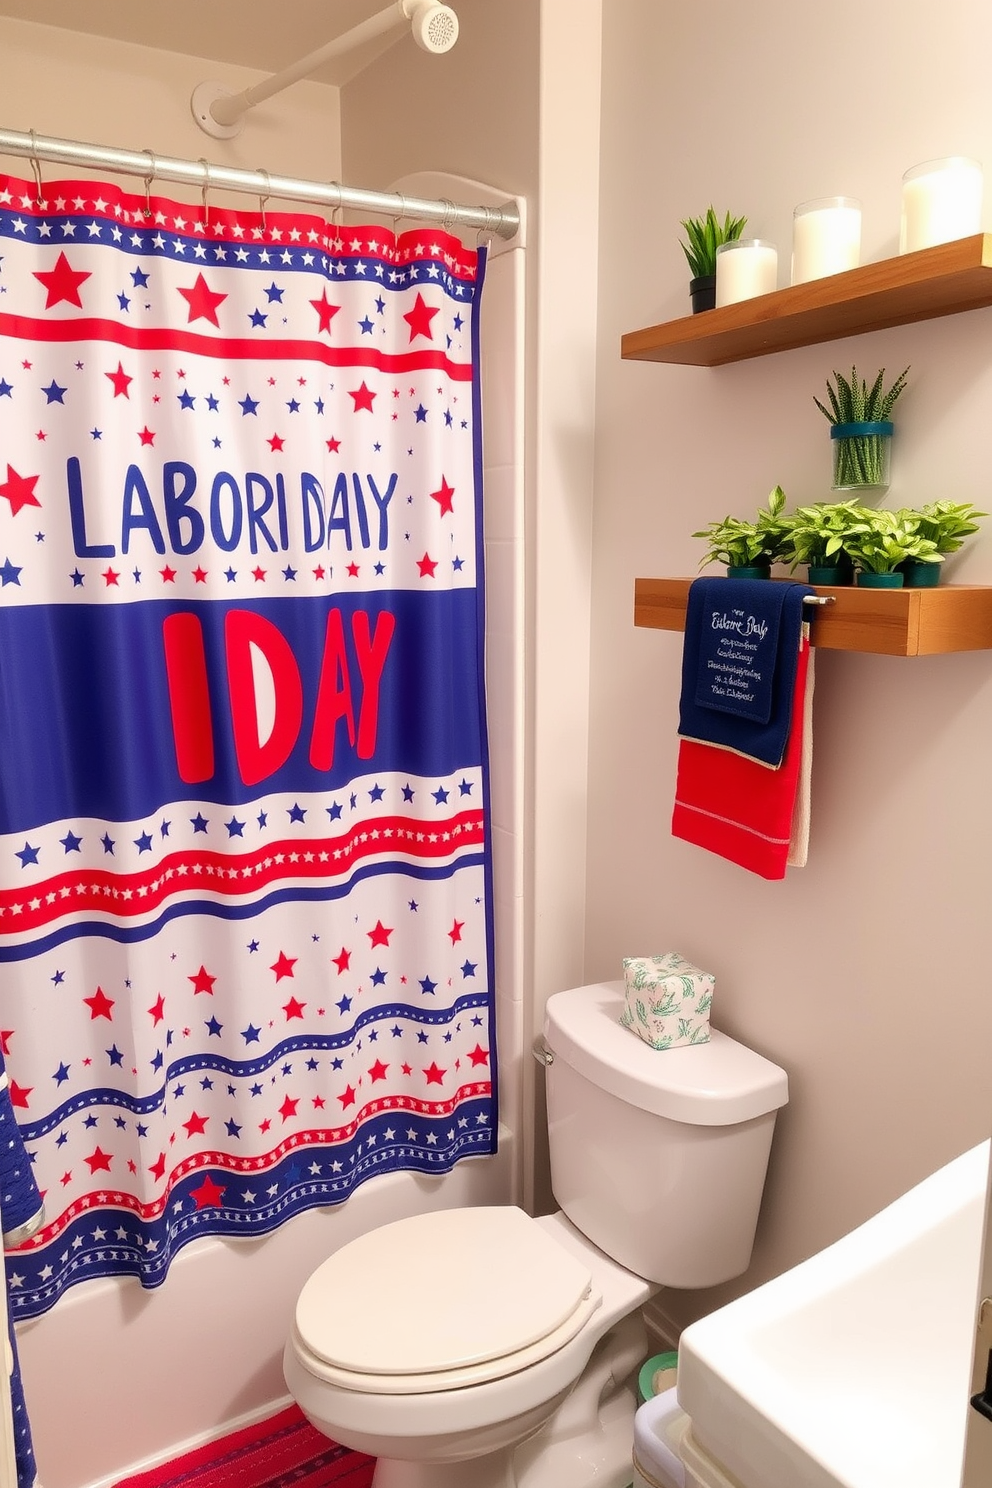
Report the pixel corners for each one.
[791,197,862,284]
[715,239,778,307]
[900,157,983,253]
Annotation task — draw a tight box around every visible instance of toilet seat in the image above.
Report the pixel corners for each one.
[293,1205,601,1395]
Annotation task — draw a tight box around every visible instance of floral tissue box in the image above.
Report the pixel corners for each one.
[619,952,714,1050]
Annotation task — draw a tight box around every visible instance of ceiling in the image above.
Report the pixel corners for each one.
[0,0,401,84]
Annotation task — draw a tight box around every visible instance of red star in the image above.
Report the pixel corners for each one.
[403,291,440,341]
[313,565,326,580]
[326,436,341,453]
[182,1111,209,1137]
[84,986,115,1020]
[177,272,227,326]
[278,1094,300,1122]
[102,568,120,587]
[467,1044,490,1066]
[33,251,91,308]
[417,553,438,578]
[283,996,306,1020]
[190,1174,226,1209]
[423,1062,446,1085]
[312,1094,326,1110]
[159,565,177,582]
[448,920,464,944]
[346,561,360,577]
[310,290,340,334]
[332,947,351,974]
[368,1059,389,1082]
[60,1171,72,1187]
[367,919,393,947]
[84,1146,113,1173]
[252,566,267,581]
[105,361,133,398]
[8,1081,32,1108]
[338,1084,357,1109]
[138,426,156,446]
[259,1117,272,1134]
[148,995,165,1025]
[349,381,376,413]
[271,951,297,981]
[267,434,285,451]
[0,465,41,517]
[192,566,208,583]
[189,965,216,995]
[0,1031,12,1056]
[401,1062,412,1075]
[430,476,455,515]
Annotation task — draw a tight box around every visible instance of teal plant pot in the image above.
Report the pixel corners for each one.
[898,559,942,587]
[856,571,904,588]
[726,563,770,579]
[807,564,852,586]
[830,420,893,493]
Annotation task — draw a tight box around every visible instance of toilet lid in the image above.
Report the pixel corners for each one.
[295,1206,596,1381]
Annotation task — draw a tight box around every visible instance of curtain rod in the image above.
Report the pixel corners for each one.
[0,126,520,241]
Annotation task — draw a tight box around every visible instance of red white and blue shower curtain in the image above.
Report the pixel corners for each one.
[0,172,495,1320]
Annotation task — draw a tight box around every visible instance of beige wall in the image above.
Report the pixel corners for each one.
[590,0,992,1334]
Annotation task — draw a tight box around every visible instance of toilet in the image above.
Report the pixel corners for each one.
[283,980,789,1488]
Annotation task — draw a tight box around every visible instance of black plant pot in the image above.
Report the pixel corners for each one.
[689,274,716,313]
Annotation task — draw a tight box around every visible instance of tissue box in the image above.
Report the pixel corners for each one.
[620,952,714,1050]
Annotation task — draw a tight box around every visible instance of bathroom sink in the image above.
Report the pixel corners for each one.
[677,1140,990,1488]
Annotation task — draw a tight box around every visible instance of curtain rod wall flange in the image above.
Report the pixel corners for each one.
[0,126,520,241]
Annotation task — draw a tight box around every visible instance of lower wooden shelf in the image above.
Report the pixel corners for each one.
[634,578,992,656]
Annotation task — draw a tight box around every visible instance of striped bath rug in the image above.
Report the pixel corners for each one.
[110,1404,376,1488]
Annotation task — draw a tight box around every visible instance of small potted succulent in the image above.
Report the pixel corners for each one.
[693,485,792,577]
[679,207,747,314]
[841,506,942,587]
[784,499,862,584]
[814,365,910,492]
[896,500,986,586]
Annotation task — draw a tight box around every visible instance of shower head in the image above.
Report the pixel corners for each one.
[401,0,460,53]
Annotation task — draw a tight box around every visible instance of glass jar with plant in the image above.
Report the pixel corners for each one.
[895,500,987,586]
[692,485,793,578]
[814,365,909,493]
[784,499,863,584]
[841,506,942,588]
[679,207,747,314]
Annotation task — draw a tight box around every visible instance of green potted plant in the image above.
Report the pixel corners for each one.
[679,207,747,314]
[814,365,909,492]
[895,500,986,586]
[841,506,942,588]
[784,499,862,584]
[693,485,792,577]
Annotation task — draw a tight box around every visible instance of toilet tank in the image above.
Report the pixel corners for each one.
[543,981,789,1289]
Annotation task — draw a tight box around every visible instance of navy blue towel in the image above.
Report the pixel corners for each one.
[678,577,813,767]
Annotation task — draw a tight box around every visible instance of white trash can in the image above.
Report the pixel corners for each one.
[631,1386,690,1488]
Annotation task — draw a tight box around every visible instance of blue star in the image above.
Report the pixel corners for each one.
[60,829,82,852]
[420,976,437,995]
[239,394,259,416]
[56,1131,68,1147]
[369,783,385,801]
[414,404,428,422]
[444,409,454,427]
[205,1017,223,1037]
[331,1057,344,1071]
[0,559,22,586]
[326,801,343,821]
[226,1118,242,1137]
[286,398,301,413]
[224,566,237,581]
[314,397,325,414]
[15,841,39,867]
[306,1057,320,1071]
[458,778,473,795]
[241,1023,261,1044]
[402,783,415,802]
[151,1050,164,1071]
[256,811,267,828]
[172,1083,185,1099]
[374,561,385,574]
[408,899,419,911]
[131,266,150,287]
[118,292,131,311]
[281,1062,292,1076]
[432,786,450,805]
[200,1075,214,1090]
[336,994,352,1014]
[249,308,267,327]
[471,1014,484,1026]
[452,555,464,570]
[51,969,65,985]
[115,1114,128,1128]
[416,1030,429,1044]
[282,565,297,581]
[206,393,220,411]
[370,967,387,986]
[42,379,67,403]
[250,1082,263,1096]
[177,388,195,410]
[287,802,306,822]
[247,939,259,952]
[190,813,209,833]
[53,1062,71,1085]
[391,1025,403,1037]
[90,428,102,439]
[101,832,115,854]
[461,960,478,978]
[225,816,245,837]
[136,1123,149,1137]
[0,379,12,397]
[132,567,142,583]
[160,818,170,837]
[84,1113,99,1128]
[358,316,374,335]
[264,282,284,302]
[453,313,463,330]
[349,792,357,810]
[375,296,385,313]
[106,1044,124,1066]
[134,831,154,853]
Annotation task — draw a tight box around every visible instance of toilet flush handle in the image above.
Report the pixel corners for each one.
[532,1039,554,1067]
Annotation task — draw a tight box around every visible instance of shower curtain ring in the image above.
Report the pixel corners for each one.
[28,129,44,208]
[392,192,408,238]
[199,158,211,228]
[141,150,156,218]
[476,205,495,250]
[327,180,342,229]
[256,167,270,231]
[440,197,456,234]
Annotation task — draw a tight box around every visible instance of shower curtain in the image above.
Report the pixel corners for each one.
[0,171,496,1320]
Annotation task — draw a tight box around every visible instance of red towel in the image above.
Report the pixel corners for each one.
[672,636,810,880]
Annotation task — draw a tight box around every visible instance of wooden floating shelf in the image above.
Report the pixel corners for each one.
[621,235,992,366]
[634,578,992,656]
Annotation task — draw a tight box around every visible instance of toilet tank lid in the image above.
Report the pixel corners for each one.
[544,981,788,1126]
